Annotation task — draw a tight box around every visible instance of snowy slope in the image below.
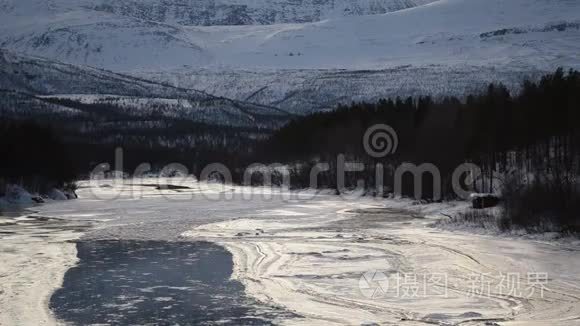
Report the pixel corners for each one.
[1,0,578,71]
[138,65,549,114]
[0,0,437,26]
[0,49,292,128]
[177,0,580,70]
[0,0,579,114]
[89,0,438,25]
[0,0,437,69]
[0,12,212,71]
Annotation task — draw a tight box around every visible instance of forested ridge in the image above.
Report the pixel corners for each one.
[259,68,580,230]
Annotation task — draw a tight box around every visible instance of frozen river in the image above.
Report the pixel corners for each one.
[51,240,289,325]
[1,179,580,325]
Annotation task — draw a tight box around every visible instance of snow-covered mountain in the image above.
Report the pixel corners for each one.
[1,0,578,71]
[0,0,579,118]
[137,66,551,115]
[0,0,439,70]
[89,0,437,25]
[1,0,436,26]
[0,49,291,128]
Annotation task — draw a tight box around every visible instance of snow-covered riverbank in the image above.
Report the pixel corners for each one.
[1,180,579,325]
[0,216,87,325]
[184,201,580,325]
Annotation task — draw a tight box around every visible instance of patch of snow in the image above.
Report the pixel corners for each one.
[2,184,34,205]
[48,188,68,201]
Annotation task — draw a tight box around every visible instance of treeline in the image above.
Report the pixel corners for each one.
[0,90,270,194]
[259,69,580,230]
[0,121,76,194]
[0,120,261,181]
[0,90,270,176]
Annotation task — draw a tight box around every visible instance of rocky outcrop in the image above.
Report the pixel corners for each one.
[471,194,501,209]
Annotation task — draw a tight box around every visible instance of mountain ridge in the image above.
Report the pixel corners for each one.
[1,0,438,26]
[0,0,579,122]
[0,48,292,128]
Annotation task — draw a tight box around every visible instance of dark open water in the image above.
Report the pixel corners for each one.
[50,241,294,325]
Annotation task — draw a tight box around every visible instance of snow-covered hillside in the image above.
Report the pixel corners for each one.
[1,0,578,71]
[0,0,579,115]
[0,0,436,26]
[0,0,438,69]
[89,0,437,25]
[0,49,291,128]
[138,65,550,114]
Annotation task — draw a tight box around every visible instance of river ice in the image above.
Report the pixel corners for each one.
[1,179,579,325]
